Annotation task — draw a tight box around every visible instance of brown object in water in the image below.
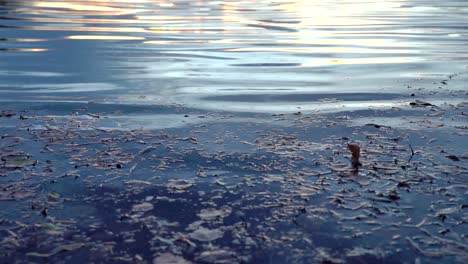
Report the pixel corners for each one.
[347,144,362,167]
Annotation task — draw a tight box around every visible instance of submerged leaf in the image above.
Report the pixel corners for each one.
[3,158,36,168]
[26,243,86,259]
[196,249,236,264]
[54,243,86,253]
[26,252,51,258]
[436,207,459,217]
[166,179,193,190]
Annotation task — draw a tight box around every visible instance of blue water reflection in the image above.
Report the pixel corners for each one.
[1,0,467,113]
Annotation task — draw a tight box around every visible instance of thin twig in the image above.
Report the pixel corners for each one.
[405,237,442,257]
[408,143,415,162]
[103,175,122,183]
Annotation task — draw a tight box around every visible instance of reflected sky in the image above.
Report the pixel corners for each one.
[0,0,467,113]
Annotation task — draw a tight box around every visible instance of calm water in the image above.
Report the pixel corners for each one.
[1,0,468,114]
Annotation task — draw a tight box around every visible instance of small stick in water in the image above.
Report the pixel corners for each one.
[347,143,362,168]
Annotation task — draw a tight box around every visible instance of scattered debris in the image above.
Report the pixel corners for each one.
[1,88,467,263]
[153,253,192,264]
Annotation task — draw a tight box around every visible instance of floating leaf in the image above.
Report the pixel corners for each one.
[26,243,86,259]
[198,208,231,221]
[189,227,224,242]
[166,179,193,190]
[411,119,444,128]
[372,165,400,174]
[55,243,86,253]
[138,146,155,155]
[436,207,459,217]
[153,253,192,264]
[132,202,154,212]
[26,252,51,258]
[124,180,152,185]
[3,158,36,168]
[0,188,34,201]
[346,247,384,258]
[196,249,236,264]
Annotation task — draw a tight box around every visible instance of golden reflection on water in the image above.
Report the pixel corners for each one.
[6,0,460,45]
[4,0,451,68]
[30,26,147,33]
[33,1,124,12]
[2,0,468,113]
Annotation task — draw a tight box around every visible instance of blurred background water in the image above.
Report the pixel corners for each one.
[1,0,467,114]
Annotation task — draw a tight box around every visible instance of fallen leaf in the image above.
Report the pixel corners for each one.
[124,180,152,185]
[4,159,37,168]
[436,207,459,217]
[189,227,224,242]
[132,202,154,212]
[153,253,192,264]
[196,249,236,264]
[166,179,193,190]
[198,208,231,221]
[346,247,384,258]
[26,243,86,259]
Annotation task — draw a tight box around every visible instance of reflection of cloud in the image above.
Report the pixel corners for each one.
[33,1,122,12]
[220,0,411,57]
[5,0,465,115]
[66,35,145,40]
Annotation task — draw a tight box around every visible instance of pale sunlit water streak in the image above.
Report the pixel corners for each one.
[1,0,467,114]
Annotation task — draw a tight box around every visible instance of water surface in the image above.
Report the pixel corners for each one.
[1,0,468,115]
[1,2,468,263]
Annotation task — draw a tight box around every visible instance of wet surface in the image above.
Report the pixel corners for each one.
[0,1,468,263]
[1,101,467,263]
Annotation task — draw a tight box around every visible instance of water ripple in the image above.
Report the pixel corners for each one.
[0,0,467,113]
